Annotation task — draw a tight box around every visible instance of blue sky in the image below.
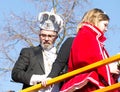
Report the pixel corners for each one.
[0,0,120,91]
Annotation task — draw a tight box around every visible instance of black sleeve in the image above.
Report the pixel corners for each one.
[11,48,32,85]
[48,37,74,78]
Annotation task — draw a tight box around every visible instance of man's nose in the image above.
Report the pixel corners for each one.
[44,36,49,40]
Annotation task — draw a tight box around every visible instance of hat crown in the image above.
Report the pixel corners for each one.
[38,11,64,33]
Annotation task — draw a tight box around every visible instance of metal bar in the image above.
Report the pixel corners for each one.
[93,82,120,92]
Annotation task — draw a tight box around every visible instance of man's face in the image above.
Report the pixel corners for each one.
[39,30,57,50]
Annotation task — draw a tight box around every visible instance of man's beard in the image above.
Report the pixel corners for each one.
[41,43,53,51]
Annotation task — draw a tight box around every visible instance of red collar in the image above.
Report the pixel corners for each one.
[82,22,106,42]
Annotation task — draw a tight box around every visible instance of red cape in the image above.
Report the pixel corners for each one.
[60,23,117,92]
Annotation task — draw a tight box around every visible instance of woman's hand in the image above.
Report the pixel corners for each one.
[109,62,120,74]
[117,60,120,70]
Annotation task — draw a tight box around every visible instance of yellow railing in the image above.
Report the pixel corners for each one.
[20,54,120,92]
[93,82,120,92]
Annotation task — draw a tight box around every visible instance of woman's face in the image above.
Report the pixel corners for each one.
[97,20,109,33]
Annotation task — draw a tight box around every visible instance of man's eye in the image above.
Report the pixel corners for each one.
[40,34,46,37]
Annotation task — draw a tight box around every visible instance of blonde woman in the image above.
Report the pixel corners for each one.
[60,8,119,92]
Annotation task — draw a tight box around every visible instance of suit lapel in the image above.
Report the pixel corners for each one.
[33,45,45,73]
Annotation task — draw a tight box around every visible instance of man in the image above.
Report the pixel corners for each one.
[11,11,64,92]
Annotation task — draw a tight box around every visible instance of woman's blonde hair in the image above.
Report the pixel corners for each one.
[77,8,109,32]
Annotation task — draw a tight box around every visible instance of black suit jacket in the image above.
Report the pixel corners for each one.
[12,45,45,89]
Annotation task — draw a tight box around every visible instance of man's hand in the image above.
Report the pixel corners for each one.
[30,74,46,85]
[41,77,52,87]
